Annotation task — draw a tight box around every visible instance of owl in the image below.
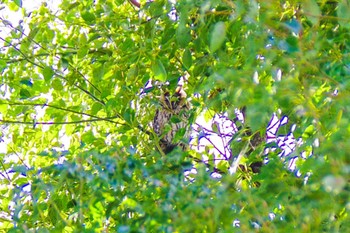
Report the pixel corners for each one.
[153,82,190,154]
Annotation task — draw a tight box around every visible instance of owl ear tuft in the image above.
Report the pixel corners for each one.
[175,85,187,99]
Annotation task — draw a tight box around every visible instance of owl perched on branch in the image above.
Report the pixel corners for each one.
[153,80,191,154]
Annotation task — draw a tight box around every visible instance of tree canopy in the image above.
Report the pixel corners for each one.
[0,0,349,232]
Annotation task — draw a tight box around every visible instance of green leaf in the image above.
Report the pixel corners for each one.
[43,66,54,82]
[0,103,8,115]
[19,89,31,99]
[52,79,63,91]
[93,137,106,149]
[210,22,226,53]
[13,0,22,8]
[8,1,19,11]
[123,108,135,124]
[337,0,350,29]
[302,125,315,139]
[27,26,39,41]
[0,60,7,72]
[60,58,69,70]
[91,102,104,115]
[176,24,191,48]
[20,79,33,87]
[303,0,321,25]
[204,109,215,122]
[170,116,181,123]
[152,59,167,82]
[182,49,192,69]
[81,11,96,24]
[82,131,95,144]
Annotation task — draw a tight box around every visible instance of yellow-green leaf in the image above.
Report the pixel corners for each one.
[52,79,63,91]
[43,66,54,82]
[152,59,167,82]
[13,0,22,8]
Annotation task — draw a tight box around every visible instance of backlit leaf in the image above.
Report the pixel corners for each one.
[43,66,54,82]
[152,59,167,82]
[52,79,63,91]
[13,0,22,7]
[81,11,96,24]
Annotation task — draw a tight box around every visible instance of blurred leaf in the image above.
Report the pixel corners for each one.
[13,0,22,7]
[182,48,192,69]
[210,22,226,53]
[302,125,315,139]
[1,1,350,231]
[43,66,54,82]
[152,59,167,82]
[52,79,63,91]
[20,79,33,87]
[176,24,191,48]
[337,0,350,29]
[81,11,96,24]
[19,89,30,99]
[60,58,69,70]
[91,102,104,115]
[0,60,7,72]
[303,0,321,25]
[284,19,302,35]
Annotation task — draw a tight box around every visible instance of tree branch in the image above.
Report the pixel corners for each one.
[129,0,140,8]
[0,36,105,105]
[0,26,105,104]
[2,101,124,125]
[0,117,121,126]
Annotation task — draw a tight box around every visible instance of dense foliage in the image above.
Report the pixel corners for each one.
[0,0,349,232]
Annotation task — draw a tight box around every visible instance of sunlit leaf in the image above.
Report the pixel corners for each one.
[81,11,96,24]
[52,79,63,91]
[0,60,7,72]
[43,66,54,82]
[12,0,22,8]
[152,59,167,82]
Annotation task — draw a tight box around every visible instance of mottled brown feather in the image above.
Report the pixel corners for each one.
[153,87,190,154]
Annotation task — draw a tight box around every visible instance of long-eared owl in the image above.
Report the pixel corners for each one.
[153,82,191,154]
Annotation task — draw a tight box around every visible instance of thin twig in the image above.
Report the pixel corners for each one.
[8,145,30,170]
[0,37,105,105]
[0,16,103,95]
[203,134,227,159]
[0,117,120,125]
[3,101,123,124]
[0,160,11,181]
[129,0,140,8]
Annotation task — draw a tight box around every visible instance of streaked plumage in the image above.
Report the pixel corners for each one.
[153,84,190,154]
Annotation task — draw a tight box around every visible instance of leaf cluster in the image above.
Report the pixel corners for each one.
[0,0,349,232]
